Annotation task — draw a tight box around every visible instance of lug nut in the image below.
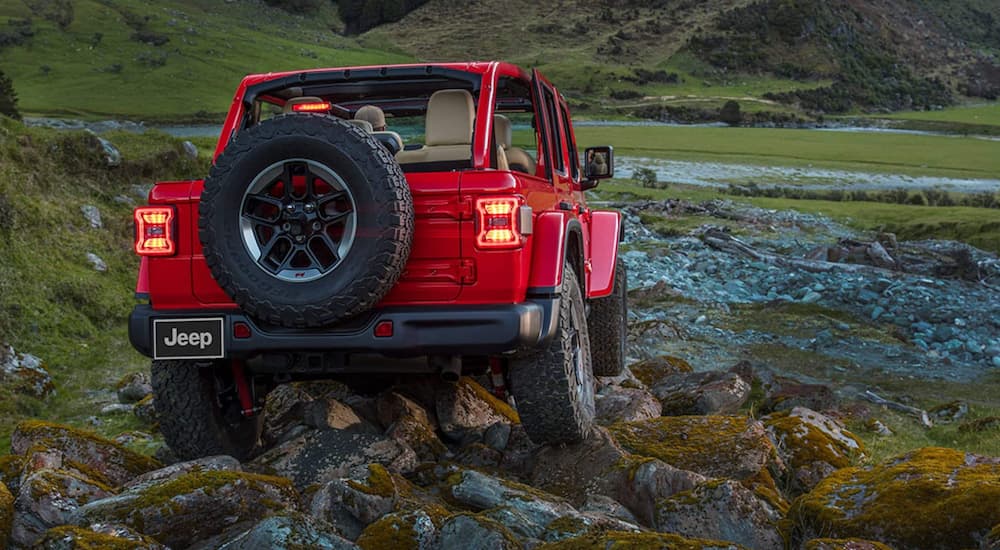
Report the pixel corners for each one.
[285,204,296,213]
[312,221,322,231]
[295,235,305,243]
[304,203,316,213]
[281,222,291,231]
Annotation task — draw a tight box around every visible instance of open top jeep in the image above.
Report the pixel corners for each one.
[129,62,625,458]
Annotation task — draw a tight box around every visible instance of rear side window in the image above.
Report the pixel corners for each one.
[543,87,564,174]
[560,103,579,181]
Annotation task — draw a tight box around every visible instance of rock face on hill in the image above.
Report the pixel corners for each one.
[1,370,996,550]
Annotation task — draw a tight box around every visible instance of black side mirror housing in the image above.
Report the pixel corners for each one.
[582,145,614,190]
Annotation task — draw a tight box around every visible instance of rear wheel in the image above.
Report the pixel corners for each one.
[509,262,596,445]
[151,360,263,460]
[588,259,627,377]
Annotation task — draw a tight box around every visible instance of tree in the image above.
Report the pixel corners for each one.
[720,100,742,126]
[0,70,20,120]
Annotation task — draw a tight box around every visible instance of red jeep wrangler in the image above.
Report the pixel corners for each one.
[129,62,625,459]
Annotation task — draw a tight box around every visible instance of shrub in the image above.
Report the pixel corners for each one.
[610,89,643,101]
[0,70,20,120]
[131,30,169,47]
[719,100,742,126]
[263,0,326,14]
[632,167,661,189]
[339,0,430,35]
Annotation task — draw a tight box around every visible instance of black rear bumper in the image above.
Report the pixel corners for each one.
[128,299,558,361]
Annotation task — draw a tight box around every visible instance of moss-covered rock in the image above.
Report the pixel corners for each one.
[958,416,1000,433]
[356,509,437,550]
[763,407,864,492]
[595,385,661,426]
[115,372,152,404]
[0,481,12,549]
[985,524,1000,550]
[435,378,519,443]
[652,371,751,416]
[655,479,784,550]
[34,525,167,550]
[535,530,749,549]
[11,420,161,486]
[790,447,1000,549]
[377,392,447,462]
[803,538,893,550]
[608,416,782,481]
[0,453,23,493]
[437,513,519,549]
[12,468,115,547]
[628,356,694,387]
[311,464,400,540]
[193,513,357,550]
[0,344,55,398]
[73,470,299,548]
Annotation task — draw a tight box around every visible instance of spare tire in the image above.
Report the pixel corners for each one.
[199,114,413,328]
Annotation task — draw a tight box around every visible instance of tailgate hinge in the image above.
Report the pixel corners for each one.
[458,197,474,220]
[460,259,477,284]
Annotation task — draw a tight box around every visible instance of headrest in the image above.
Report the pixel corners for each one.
[355,105,386,130]
[283,96,327,114]
[373,131,404,155]
[347,119,374,133]
[426,89,475,146]
[493,114,512,149]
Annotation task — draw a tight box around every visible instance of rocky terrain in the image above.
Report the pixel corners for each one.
[1,199,999,549]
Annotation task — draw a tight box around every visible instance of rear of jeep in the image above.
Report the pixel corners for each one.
[129,62,624,459]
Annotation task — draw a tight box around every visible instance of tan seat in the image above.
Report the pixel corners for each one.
[396,89,475,166]
[493,114,536,175]
[347,119,374,132]
[282,96,328,114]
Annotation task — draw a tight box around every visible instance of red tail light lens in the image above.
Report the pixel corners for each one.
[476,197,525,249]
[134,206,176,256]
[291,101,332,112]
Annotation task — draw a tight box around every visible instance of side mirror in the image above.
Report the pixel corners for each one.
[582,146,614,190]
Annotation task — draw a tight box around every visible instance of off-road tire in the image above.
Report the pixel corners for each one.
[588,259,627,377]
[509,262,596,445]
[151,360,262,460]
[199,114,413,328]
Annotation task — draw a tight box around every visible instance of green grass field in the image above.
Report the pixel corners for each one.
[883,103,1000,127]
[0,0,411,120]
[568,125,1000,180]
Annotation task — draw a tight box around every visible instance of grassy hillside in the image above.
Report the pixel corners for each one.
[0,0,411,120]
[0,116,210,448]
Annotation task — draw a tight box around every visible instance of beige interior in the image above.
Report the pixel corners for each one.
[493,114,536,175]
[282,96,327,114]
[347,119,374,132]
[396,89,475,165]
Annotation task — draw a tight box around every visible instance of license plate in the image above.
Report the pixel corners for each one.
[153,318,225,360]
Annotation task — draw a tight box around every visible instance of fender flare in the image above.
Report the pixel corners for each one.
[527,212,583,296]
[586,210,622,299]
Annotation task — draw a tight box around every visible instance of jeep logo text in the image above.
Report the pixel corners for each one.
[163,328,213,349]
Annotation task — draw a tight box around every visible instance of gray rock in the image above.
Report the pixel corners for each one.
[483,422,512,451]
[0,345,55,398]
[302,398,380,434]
[309,465,398,541]
[85,253,107,272]
[80,205,102,228]
[357,510,437,549]
[12,469,114,547]
[250,427,417,490]
[595,385,661,425]
[116,372,152,404]
[377,391,447,462]
[182,140,198,159]
[34,524,167,550]
[450,469,580,532]
[123,455,241,492]
[72,470,298,549]
[655,480,784,550]
[197,514,358,550]
[99,404,133,415]
[96,136,122,167]
[652,371,750,415]
[133,397,157,424]
[802,291,822,304]
[436,378,517,443]
[436,514,518,550]
[581,494,639,525]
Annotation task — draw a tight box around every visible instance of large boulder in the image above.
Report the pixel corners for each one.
[595,385,661,426]
[190,513,358,550]
[435,378,519,443]
[262,381,354,445]
[11,421,161,487]
[1,344,55,398]
[761,378,837,413]
[436,514,519,550]
[608,416,782,481]
[377,391,447,462]
[356,509,438,550]
[655,480,784,550]
[12,469,114,547]
[530,428,704,527]
[627,355,694,387]
[535,530,749,549]
[310,464,399,540]
[652,371,751,416]
[251,426,418,490]
[34,525,167,550]
[123,455,242,492]
[763,407,864,492]
[448,469,581,536]
[1,482,12,549]
[791,447,1000,549]
[72,470,299,548]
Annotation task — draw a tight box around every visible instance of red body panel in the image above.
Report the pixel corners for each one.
[142,61,618,314]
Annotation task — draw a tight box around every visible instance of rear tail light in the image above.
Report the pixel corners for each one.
[291,101,332,112]
[134,206,176,256]
[475,197,527,249]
